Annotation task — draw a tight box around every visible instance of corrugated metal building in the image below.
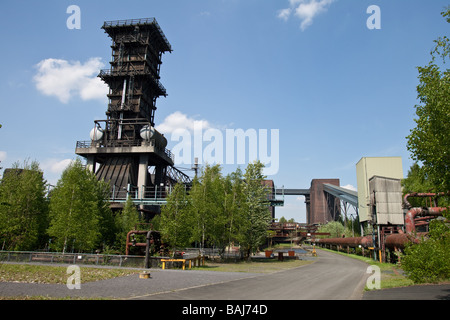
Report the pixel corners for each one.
[369,176,404,225]
[356,157,403,222]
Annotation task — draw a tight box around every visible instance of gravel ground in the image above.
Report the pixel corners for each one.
[0,268,261,299]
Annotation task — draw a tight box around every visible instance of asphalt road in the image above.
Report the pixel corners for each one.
[0,249,368,300]
[362,283,450,300]
[134,249,369,300]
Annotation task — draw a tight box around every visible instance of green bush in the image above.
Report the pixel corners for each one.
[402,215,450,283]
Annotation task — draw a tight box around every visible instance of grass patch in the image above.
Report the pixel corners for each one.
[0,263,138,285]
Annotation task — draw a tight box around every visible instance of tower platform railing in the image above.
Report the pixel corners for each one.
[99,69,167,96]
[102,18,172,52]
[76,139,174,163]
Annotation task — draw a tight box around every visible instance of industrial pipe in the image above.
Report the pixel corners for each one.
[404,207,447,233]
[384,232,422,250]
[317,236,373,248]
[145,230,154,269]
[126,230,154,255]
[316,193,448,256]
[403,192,447,209]
[318,234,420,250]
[317,207,446,249]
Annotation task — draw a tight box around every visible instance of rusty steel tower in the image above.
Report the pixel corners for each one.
[76,18,189,215]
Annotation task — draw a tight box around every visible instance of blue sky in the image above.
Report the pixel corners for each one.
[0,0,448,222]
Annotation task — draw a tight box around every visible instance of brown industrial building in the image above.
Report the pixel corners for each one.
[307,179,340,225]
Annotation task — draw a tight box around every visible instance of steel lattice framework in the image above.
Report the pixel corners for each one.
[76,18,190,216]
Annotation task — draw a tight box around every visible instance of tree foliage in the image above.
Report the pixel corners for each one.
[0,160,48,250]
[160,182,192,252]
[238,161,271,259]
[402,210,450,283]
[406,7,450,193]
[402,163,434,195]
[402,8,450,284]
[159,161,271,258]
[188,164,223,251]
[0,157,272,257]
[318,221,354,239]
[401,163,450,207]
[47,159,112,253]
[114,196,141,254]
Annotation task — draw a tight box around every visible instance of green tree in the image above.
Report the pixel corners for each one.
[402,8,450,283]
[402,163,440,207]
[278,216,287,224]
[237,161,272,259]
[160,182,192,254]
[187,164,226,251]
[168,164,247,257]
[0,124,2,170]
[159,162,272,259]
[402,163,434,193]
[318,221,353,239]
[47,159,111,253]
[200,165,226,252]
[114,196,141,253]
[406,7,450,193]
[222,168,245,256]
[402,209,450,283]
[0,160,48,250]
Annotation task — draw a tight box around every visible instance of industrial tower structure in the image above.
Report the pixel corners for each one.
[76,18,189,216]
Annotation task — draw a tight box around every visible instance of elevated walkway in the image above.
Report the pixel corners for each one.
[322,184,358,207]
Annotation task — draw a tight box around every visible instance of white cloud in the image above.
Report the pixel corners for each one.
[33,58,108,103]
[41,158,73,174]
[156,111,211,134]
[0,151,7,163]
[341,184,357,192]
[277,8,292,21]
[277,0,335,31]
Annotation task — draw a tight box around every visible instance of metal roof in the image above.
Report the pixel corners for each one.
[102,18,172,52]
[323,184,358,207]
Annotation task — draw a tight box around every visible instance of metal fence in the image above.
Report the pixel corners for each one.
[198,248,242,260]
[0,251,148,268]
[0,248,243,269]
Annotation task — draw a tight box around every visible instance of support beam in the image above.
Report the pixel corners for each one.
[86,156,96,173]
[137,154,149,199]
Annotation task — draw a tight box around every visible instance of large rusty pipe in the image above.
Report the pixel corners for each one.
[317,236,373,248]
[317,206,446,252]
[384,233,422,250]
[405,207,446,233]
[318,234,421,250]
[125,230,153,255]
[319,234,421,251]
[144,231,154,269]
[125,230,134,256]
[404,192,447,209]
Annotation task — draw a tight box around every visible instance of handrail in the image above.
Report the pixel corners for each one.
[103,18,157,28]
[98,69,167,95]
[76,140,174,163]
[102,18,172,52]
